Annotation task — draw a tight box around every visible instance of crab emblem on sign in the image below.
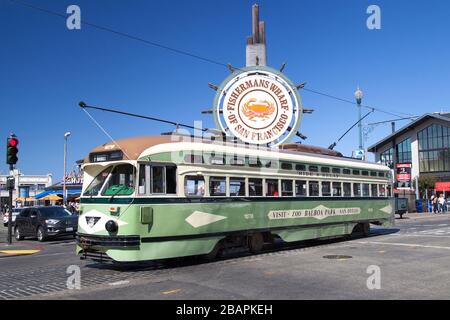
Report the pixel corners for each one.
[241,99,275,121]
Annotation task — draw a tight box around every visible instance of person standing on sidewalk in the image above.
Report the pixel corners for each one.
[432,194,438,214]
[438,194,445,213]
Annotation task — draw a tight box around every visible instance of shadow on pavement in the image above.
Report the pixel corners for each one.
[83,226,401,272]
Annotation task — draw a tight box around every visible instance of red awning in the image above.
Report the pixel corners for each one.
[435,182,450,192]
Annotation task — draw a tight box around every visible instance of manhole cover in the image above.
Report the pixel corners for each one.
[323,255,352,260]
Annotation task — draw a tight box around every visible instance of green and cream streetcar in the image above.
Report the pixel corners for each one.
[76,8,394,263]
[76,134,394,262]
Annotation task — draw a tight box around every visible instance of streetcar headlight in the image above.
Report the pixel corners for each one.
[105,220,118,233]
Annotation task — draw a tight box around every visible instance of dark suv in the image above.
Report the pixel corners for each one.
[14,206,78,242]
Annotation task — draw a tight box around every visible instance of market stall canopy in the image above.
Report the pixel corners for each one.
[39,194,63,201]
[435,182,450,192]
[15,197,35,202]
[35,189,82,200]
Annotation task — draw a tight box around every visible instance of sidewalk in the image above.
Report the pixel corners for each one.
[396,211,450,221]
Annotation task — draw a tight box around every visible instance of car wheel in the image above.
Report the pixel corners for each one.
[15,226,24,241]
[37,226,46,242]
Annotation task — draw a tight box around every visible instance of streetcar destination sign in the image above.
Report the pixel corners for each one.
[268,205,361,220]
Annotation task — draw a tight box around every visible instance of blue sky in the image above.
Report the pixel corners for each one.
[1,0,449,181]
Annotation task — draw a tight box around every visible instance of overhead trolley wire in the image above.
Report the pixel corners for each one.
[8,0,414,121]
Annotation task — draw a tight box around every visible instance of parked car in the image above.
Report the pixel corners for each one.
[2,208,25,227]
[14,206,78,242]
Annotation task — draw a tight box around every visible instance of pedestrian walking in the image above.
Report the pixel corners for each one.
[432,194,438,214]
[438,194,445,213]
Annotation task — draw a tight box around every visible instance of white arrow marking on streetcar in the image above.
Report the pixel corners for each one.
[185,211,227,228]
[380,204,393,214]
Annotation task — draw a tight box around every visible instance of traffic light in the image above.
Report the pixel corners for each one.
[6,134,19,165]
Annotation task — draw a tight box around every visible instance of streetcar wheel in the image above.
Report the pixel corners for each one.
[202,242,221,261]
[37,226,46,242]
[15,226,24,241]
[249,233,264,253]
[352,223,370,237]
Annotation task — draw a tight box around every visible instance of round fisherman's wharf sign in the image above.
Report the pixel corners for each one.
[213,67,302,146]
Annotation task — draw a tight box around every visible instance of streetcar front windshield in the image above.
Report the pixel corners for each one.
[83,164,136,197]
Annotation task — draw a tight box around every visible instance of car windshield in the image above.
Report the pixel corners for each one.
[38,207,72,218]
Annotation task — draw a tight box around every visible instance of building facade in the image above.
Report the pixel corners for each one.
[0,170,53,207]
[368,112,450,211]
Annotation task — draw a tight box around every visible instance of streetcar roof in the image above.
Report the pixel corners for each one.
[84,135,389,171]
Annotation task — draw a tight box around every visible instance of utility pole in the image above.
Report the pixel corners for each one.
[63,132,71,206]
[6,134,19,244]
[354,87,364,151]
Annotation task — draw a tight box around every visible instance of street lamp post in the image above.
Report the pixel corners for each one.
[354,87,364,151]
[63,132,71,206]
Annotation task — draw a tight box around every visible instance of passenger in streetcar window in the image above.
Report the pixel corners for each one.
[197,183,205,196]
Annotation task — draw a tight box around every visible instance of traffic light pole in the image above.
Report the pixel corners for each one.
[7,164,14,245]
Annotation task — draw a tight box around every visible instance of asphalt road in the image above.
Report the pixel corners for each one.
[1,214,450,300]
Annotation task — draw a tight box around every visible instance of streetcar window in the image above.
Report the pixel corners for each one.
[332,168,341,174]
[352,170,360,175]
[249,178,263,196]
[210,157,225,165]
[295,180,307,196]
[343,169,351,175]
[266,179,279,197]
[229,157,245,166]
[332,182,342,197]
[138,164,149,195]
[362,184,370,197]
[387,185,392,197]
[309,181,319,196]
[102,164,135,196]
[262,159,274,168]
[378,172,385,177]
[281,162,293,170]
[309,166,319,172]
[343,183,351,197]
[83,167,113,196]
[152,166,164,194]
[353,183,361,197]
[210,177,226,196]
[295,164,306,171]
[184,176,205,197]
[248,157,262,168]
[166,167,177,194]
[281,180,294,197]
[370,171,377,177]
[379,184,386,197]
[371,184,378,197]
[321,167,330,173]
[322,181,331,196]
[184,154,204,164]
[361,171,369,176]
[230,178,246,196]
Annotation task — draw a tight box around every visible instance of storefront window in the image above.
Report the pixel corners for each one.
[418,124,450,172]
